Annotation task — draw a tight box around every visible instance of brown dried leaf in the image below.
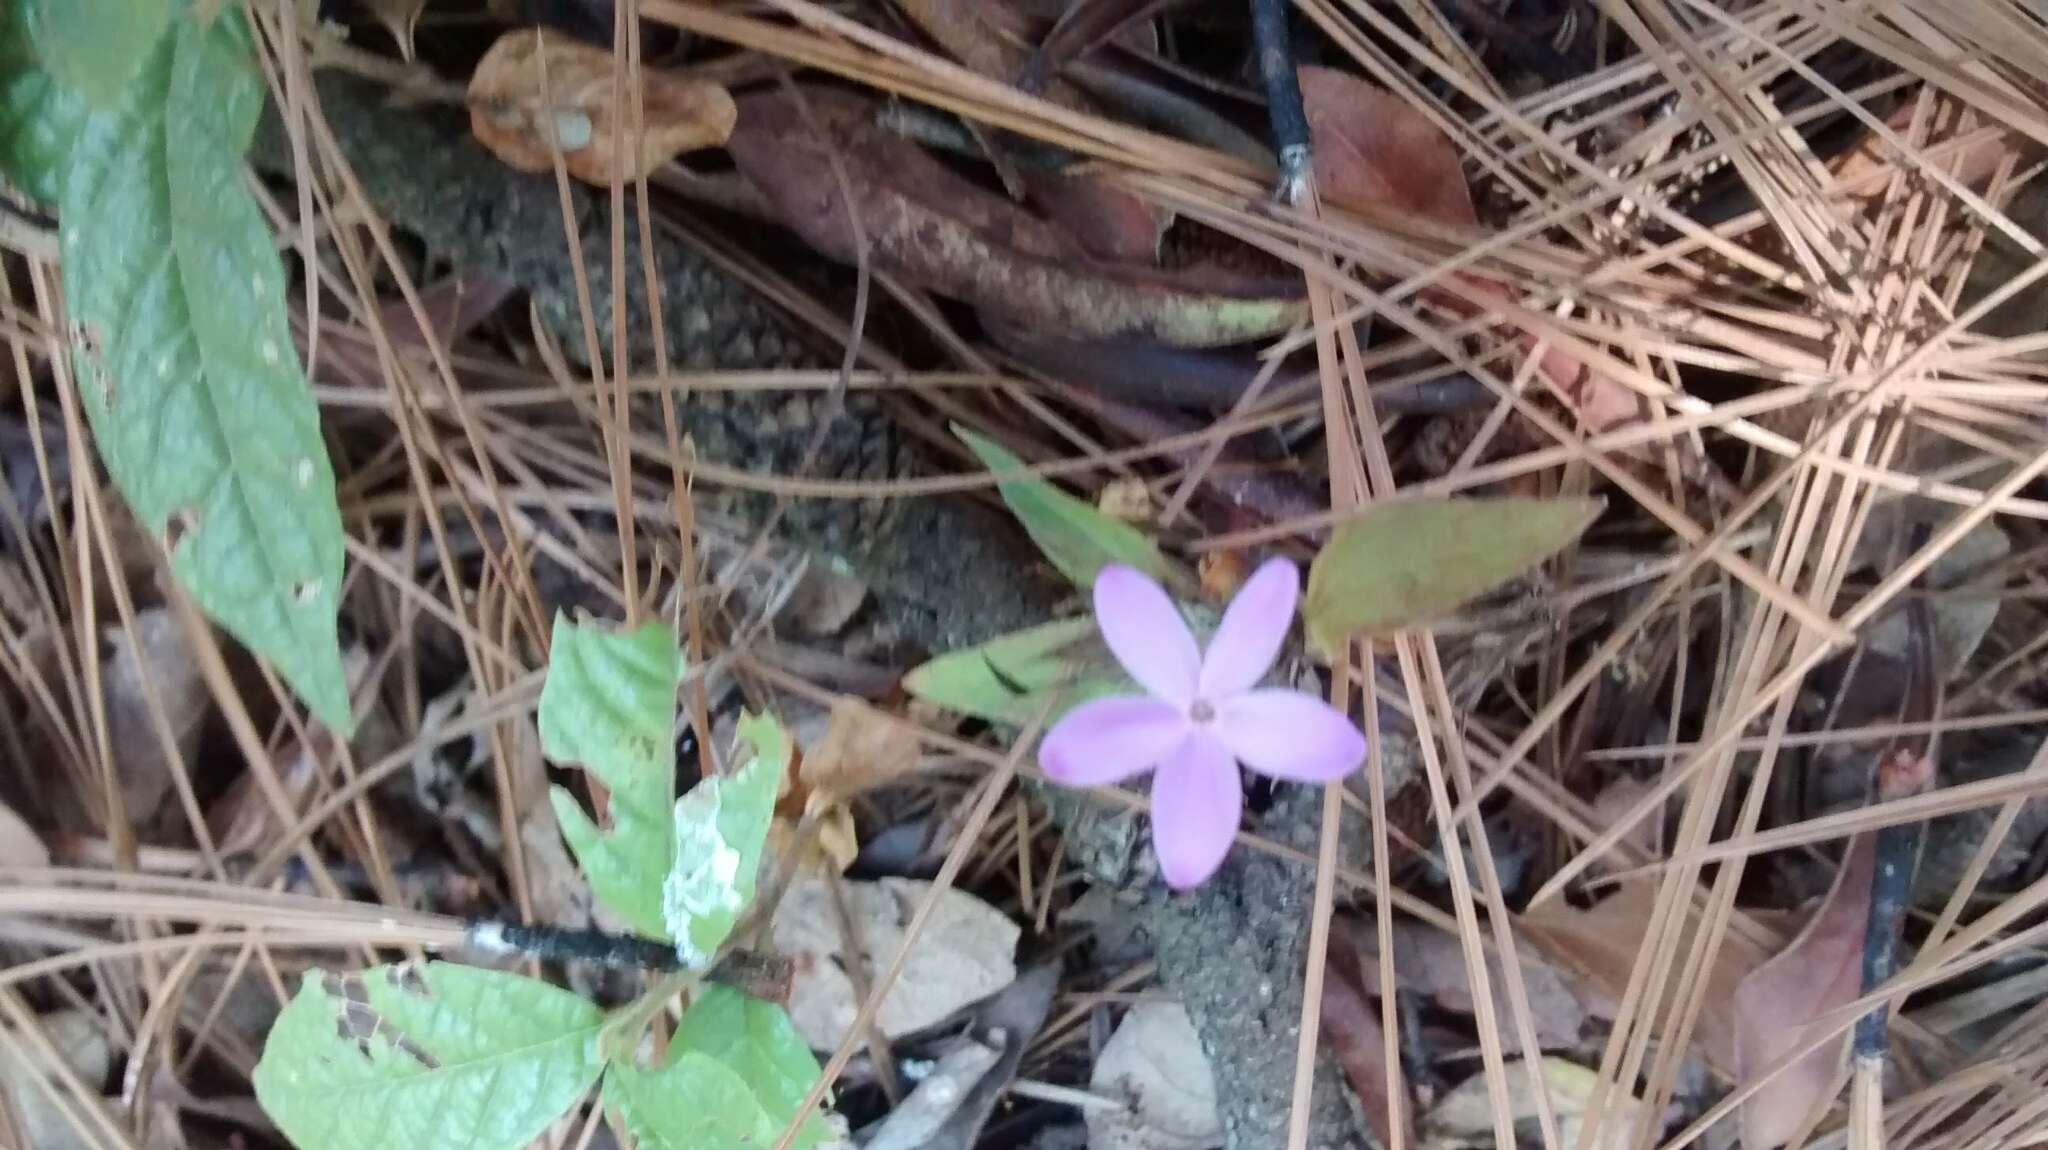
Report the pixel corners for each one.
[1294,67,1650,446]
[896,0,1085,108]
[773,877,1019,1049]
[1733,836,1876,1150]
[801,697,924,797]
[468,28,735,186]
[1519,880,1773,1075]
[1324,927,1409,1147]
[1025,0,1173,91]
[1021,168,1172,263]
[1300,66,1476,224]
[728,88,1303,347]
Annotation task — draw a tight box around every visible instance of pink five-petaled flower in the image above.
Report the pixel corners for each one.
[1038,557,1367,891]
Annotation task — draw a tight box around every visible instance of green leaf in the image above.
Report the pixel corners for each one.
[1303,496,1602,655]
[903,616,1133,725]
[252,962,604,1150]
[605,1052,783,1150]
[672,987,831,1150]
[662,712,785,967]
[539,615,684,938]
[0,4,90,203]
[957,426,1173,589]
[26,0,172,111]
[59,9,353,731]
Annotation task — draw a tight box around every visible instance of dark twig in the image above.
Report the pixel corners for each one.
[1249,0,1311,203]
[1852,528,1941,1066]
[462,920,795,1002]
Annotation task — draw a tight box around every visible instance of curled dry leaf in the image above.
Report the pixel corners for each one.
[772,877,1019,1050]
[0,799,48,867]
[1087,1001,1223,1150]
[728,88,1302,347]
[801,697,925,797]
[468,29,735,186]
[1733,835,1876,1150]
[1097,476,1155,523]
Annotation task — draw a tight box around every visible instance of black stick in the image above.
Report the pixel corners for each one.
[1851,533,1940,1063]
[1250,0,1312,203]
[462,921,794,1003]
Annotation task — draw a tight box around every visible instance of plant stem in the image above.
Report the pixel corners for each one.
[462,921,793,1002]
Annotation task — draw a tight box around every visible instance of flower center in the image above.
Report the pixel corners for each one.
[1188,698,1216,723]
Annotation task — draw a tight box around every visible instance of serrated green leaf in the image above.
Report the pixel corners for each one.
[672,987,832,1150]
[662,712,785,967]
[26,0,172,111]
[957,426,1173,589]
[539,615,683,938]
[252,962,604,1150]
[0,4,90,203]
[605,1052,783,1150]
[1303,496,1603,655]
[903,616,1133,725]
[59,9,352,731]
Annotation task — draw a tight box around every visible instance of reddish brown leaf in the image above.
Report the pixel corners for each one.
[1733,836,1877,1150]
[1021,168,1171,263]
[1299,65,1476,225]
[318,275,517,389]
[1323,929,1408,1148]
[1295,67,1651,444]
[728,88,1302,347]
[467,28,735,186]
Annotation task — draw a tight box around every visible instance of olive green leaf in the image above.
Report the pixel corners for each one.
[1303,496,1601,655]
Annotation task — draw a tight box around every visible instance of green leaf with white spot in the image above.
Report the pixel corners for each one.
[957,426,1174,589]
[252,962,604,1150]
[671,986,832,1150]
[605,1052,782,1150]
[539,615,684,938]
[26,0,171,111]
[0,3,90,203]
[904,616,1133,725]
[1303,496,1603,656]
[59,7,353,731]
[662,712,785,967]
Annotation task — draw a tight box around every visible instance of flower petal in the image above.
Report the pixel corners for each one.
[1149,731,1243,890]
[1213,689,1366,782]
[1198,556,1299,698]
[1095,565,1201,706]
[1038,697,1190,787]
